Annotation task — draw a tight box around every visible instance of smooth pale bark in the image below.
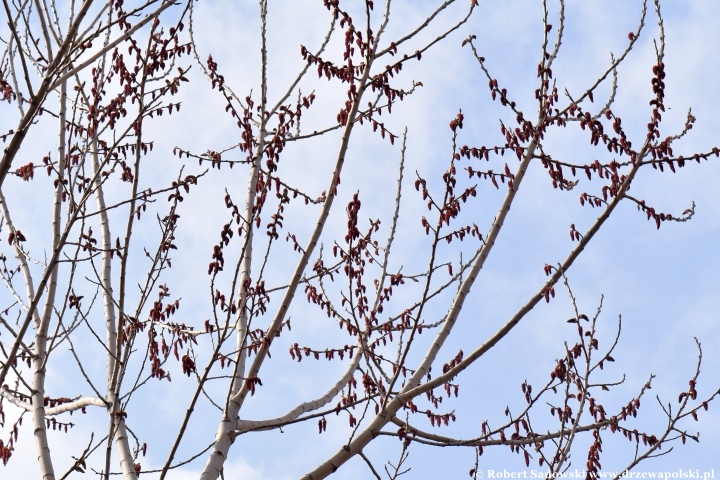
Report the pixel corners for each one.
[0,0,176,188]
[304,122,649,478]
[49,0,177,91]
[0,78,67,480]
[91,138,118,410]
[0,0,96,188]
[0,2,183,478]
[301,131,540,479]
[200,2,266,476]
[236,351,364,433]
[91,137,138,479]
[201,11,376,478]
[200,138,263,479]
[89,139,117,390]
[29,78,68,480]
[0,388,107,414]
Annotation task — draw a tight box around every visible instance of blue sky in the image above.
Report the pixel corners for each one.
[2,1,720,478]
